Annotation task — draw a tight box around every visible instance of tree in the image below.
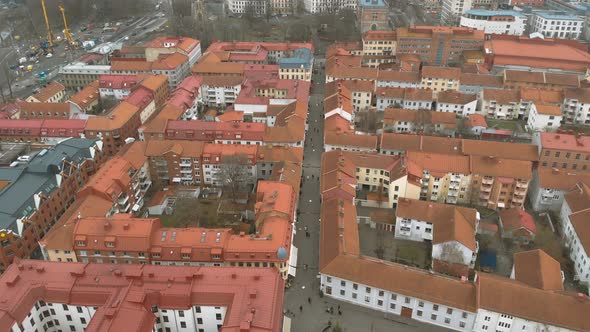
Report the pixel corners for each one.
[287,22,311,41]
[243,3,257,27]
[438,242,466,265]
[171,197,201,227]
[265,0,273,22]
[215,154,253,202]
[332,323,343,332]
[356,109,379,133]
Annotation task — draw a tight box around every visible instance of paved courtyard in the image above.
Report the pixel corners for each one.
[283,57,450,332]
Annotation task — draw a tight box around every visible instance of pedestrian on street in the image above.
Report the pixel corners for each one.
[338,310,342,315]
[299,305,303,312]
[337,305,340,310]
[308,297,311,304]
[304,225,308,231]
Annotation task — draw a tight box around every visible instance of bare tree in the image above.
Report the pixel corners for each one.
[215,154,253,202]
[170,197,201,227]
[356,110,379,133]
[438,242,466,265]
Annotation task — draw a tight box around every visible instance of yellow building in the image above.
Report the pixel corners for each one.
[420,66,461,97]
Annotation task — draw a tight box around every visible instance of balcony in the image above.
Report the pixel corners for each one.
[421,188,428,194]
[180,169,192,174]
[423,232,433,241]
[446,197,457,204]
[479,192,490,200]
[482,177,493,185]
[423,173,430,179]
[514,187,527,195]
[516,181,528,189]
[179,161,192,167]
[481,185,492,192]
[121,202,131,212]
[513,196,525,204]
[448,191,458,197]
[449,184,459,191]
[132,181,140,190]
[399,226,411,236]
[450,175,461,182]
[118,195,129,206]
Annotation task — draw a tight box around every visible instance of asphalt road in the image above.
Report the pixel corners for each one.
[283,59,451,332]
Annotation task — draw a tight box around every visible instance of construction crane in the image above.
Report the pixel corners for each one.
[40,0,54,48]
[58,5,75,46]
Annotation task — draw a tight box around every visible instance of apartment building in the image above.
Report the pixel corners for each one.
[395,198,479,276]
[17,102,81,120]
[420,66,461,97]
[376,87,434,111]
[77,154,151,216]
[25,81,66,103]
[278,47,313,81]
[460,10,527,35]
[98,74,140,100]
[395,26,484,66]
[362,30,396,56]
[303,0,356,13]
[151,52,191,89]
[84,101,142,156]
[458,73,503,94]
[534,132,590,171]
[125,85,157,124]
[68,81,100,114]
[320,150,589,332]
[526,103,563,131]
[341,79,374,112]
[502,69,580,91]
[376,70,421,88]
[479,88,521,120]
[144,36,202,66]
[560,183,590,285]
[138,74,170,111]
[528,167,590,212]
[383,108,457,135]
[58,63,112,91]
[0,138,105,274]
[0,119,86,144]
[0,260,284,332]
[442,0,473,24]
[200,76,243,107]
[531,11,584,39]
[562,88,590,125]
[436,90,478,117]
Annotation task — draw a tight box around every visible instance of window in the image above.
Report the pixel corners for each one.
[462,312,467,319]
[391,294,397,300]
[178,311,184,317]
[326,276,332,283]
[352,293,357,299]
[163,316,169,323]
[445,318,451,324]
[366,287,371,293]
[180,322,187,328]
[377,299,383,306]
[460,322,466,328]
[76,307,83,313]
[404,297,410,304]
[365,296,370,303]
[353,283,358,290]
[340,281,346,287]
[340,289,345,296]
[431,314,437,320]
[378,290,384,297]
[390,303,396,310]
[433,304,439,311]
[197,318,203,324]
[447,308,453,314]
[80,318,86,324]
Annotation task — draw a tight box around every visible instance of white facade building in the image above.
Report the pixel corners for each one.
[460,10,527,35]
[436,92,478,117]
[531,11,584,40]
[10,300,227,332]
[200,84,242,107]
[304,0,356,13]
[560,186,590,285]
[526,103,563,131]
[442,0,473,25]
[562,88,590,125]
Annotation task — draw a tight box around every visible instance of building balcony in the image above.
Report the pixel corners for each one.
[180,169,192,174]
[514,187,527,195]
[446,197,457,204]
[516,181,528,189]
[132,181,140,191]
[448,191,458,197]
[179,162,192,167]
[121,202,131,212]
[423,232,433,241]
[118,195,129,206]
[481,185,492,193]
[482,177,494,185]
[423,173,430,179]
[449,184,459,191]
[430,195,438,201]
[399,227,411,236]
[421,188,428,194]
[480,192,490,200]
[513,196,525,204]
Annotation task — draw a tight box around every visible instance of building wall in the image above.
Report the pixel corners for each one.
[562,97,590,125]
[436,100,477,117]
[531,14,584,39]
[526,106,562,131]
[460,15,526,36]
[479,98,519,120]
[363,39,396,56]
[538,147,590,172]
[561,203,590,285]
[319,274,478,331]
[420,78,459,96]
[432,241,476,267]
[441,0,473,25]
[528,170,567,212]
[473,308,574,332]
[359,6,389,33]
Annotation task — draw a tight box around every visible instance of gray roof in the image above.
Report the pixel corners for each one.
[279,48,313,70]
[0,138,99,234]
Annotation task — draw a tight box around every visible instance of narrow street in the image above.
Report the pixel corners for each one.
[284,58,450,331]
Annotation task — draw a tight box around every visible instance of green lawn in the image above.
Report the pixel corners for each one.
[486,119,520,131]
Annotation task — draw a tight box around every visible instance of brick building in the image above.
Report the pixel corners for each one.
[358,0,389,33]
[0,138,105,274]
[534,132,590,172]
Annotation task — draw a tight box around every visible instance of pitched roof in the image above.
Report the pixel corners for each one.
[437,90,477,104]
[28,81,65,102]
[422,66,461,80]
[459,73,503,87]
[396,198,478,250]
[540,132,590,153]
[564,88,590,103]
[513,249,563,291]
[377,70,421,83]
[466,114,487,128]
[325,131,378,149]
[482,88,520,104]
[537,167,590,191]
[534,103,562,116]
[499,208,537,234]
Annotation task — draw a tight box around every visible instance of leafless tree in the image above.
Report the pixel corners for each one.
[171,197,201,227]
[356,110,379,133]
[438,242,466,265]
[215,154,254,202]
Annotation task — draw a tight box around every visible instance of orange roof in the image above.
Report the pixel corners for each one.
[145,36,200,54]
[152,52,189,70]
[397,26,484,40]
[482,88,520,104]
[471,155,532,179]
[467,114,487,128]
[144,140,204,157]
[422,66,461,80]
[513,249,563,291]
[201,75,244,87]
[363,30,396,41]
[73,215,161,252]
[69,81,99,109]
[28,81,65,102]
[564,88,590,103]
[139,74,169,92]
[537,167,590,190]
[534,103,562,116]
[325,131,378,149]
[111,60,153,72]
[519,88,563,104]
[437,90,477,104]
[117,140,147,169]
[216,111,244,122]
[459,73,503,87]
[257,145,303,164]
[85,101,139,131]
[79,157,134,199]
[540,132,590,153]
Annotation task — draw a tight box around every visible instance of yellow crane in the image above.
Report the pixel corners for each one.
[58,5,75,46]
[40,0,54,47]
